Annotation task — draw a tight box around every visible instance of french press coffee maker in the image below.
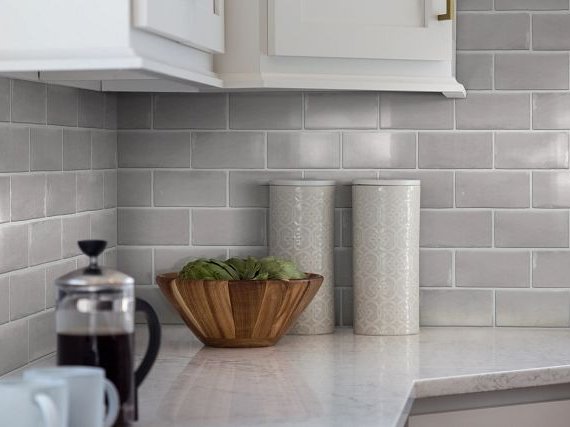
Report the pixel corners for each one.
[55,240,161,426]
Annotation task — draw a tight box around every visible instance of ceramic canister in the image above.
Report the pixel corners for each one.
[352,179,421,336]
[269,180,336,335]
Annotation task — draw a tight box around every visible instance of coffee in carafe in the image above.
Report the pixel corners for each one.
[55,240,161,426]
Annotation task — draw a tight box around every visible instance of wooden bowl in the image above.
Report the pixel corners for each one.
[156,273,323,348]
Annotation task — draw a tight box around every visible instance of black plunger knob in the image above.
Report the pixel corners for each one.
[78,240,107,258]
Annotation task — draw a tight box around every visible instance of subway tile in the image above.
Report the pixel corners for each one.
[533,14,570,50]
[0,177,9,224]
[63,129,91,170]
[533,171,570,208]
[305,92,378,129]
[104,247,117,269]
[456,171,530,208]
[341,288,353,326]
[228,247,268,258]
[342,132,416,168]
[104,93,118,130]
[0,277,9,324]
[46,173,76,216]
[91,130,117,169]
[496,290,570,327]
[418,132,493,169]
[12,80,46,124]
[104,171,117,209]
[340,209,350,247]
[29,310,56,361]
[495,53,569,90]
[117,170,152,207]
[30,219,62,266]
[268,132,340,169]
[495,211,569,248]
[118,209,189,245]
[154,93,227,129]
[46,260,76,308]
[154,171,226,207]
[496,0,568,9]
[77,172,104,212]
[457,0,492,10]
[91,209,117,247]
[334,288,342,326]
[11,174,45,221]
[0,78,10,122]
[192,132,265,169]
[230,92,302,130]
[420,250,452,287]
[0,320,28,375]
[10,269,45,320]
[533,93,570,130]
[0,224,28,273]
[192,209,266,246]
[117,93,152,129]
[456,53,493,90]
[456,13,530,50]
[118,131,190,168]
[0,126,30,172]
[334,248,352,287]
[62,215,90,258]
[134,286,182,324]
[420,289,493,326]
[47,85,78,127]
[31,127,62,171]
[305,172,375,209]
[229,171,303,207]
[377,171,454,208]
[495,132,569,169]
[420,210,492,248]
[456,94,530,130]
[380,93,453,129]
[456,250,530,288]
[154,247,226,276]
[78,90,105,128]
[533,251,570,288]
[117,247,153,285]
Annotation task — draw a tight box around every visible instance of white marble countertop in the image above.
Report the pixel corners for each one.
[132,326,570,427]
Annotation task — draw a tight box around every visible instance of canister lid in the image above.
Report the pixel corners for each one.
[55,240,134,291]
[269,180,336,186]
[353,179,420,186]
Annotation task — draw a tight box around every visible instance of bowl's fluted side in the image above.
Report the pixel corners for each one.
[156,273,323,347]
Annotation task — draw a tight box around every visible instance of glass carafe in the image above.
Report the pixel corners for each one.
[55,240,161,426]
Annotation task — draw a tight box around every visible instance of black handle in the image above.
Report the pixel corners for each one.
[135,298,161,387]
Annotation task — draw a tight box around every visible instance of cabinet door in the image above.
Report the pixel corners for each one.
[269,0,451,61]
[133,0,224,53]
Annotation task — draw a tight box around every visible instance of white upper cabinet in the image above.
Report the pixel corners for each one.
[269,0,450,61]
[0,0,225,91]
[217,0,465,98]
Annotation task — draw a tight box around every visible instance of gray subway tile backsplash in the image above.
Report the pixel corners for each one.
[0,320,29,375]
[496,0,569,10]
[47,85,78,127]
[457,13,530,50]
[456,171,530,208]
[420,210,493,248]
[10,269,45,321]
[380,93,453,129]
[495,132,569,169]
[305,92,378,129]
[63,129,91,170]
[118,208,189,245]
[92,130,117,169]
[118,131,190,168]
[456,53,493,90]
[420,250,452,287]
[0,78,10,122]
[457,0,492,10]
[533,14,570,50]
[0,277,9,325]
[29,310,56,361]
[117,94,152,130]
[0,224,29,274]
[192,209,266,246]
[533,93,570,129]
[230,92,302,130]
[78,90,105,129]
[342,132,416,168]
[11,174,46,221]
[0,177,10,224]
[31,127,63,171]
[533,172,570,208]
[456,93,530,129]
[533,251,570,288]
[495,53,569,90]
[62,215,90,258]
[30,219,62,266]
[496,290,570,327]
[456,250,530,288]
[229,171,303,207]
[419,132,493,169]
[192,132,265,169]
[495,211,569,248]
[154,93,227,129]
[268,132,340,169]
[420,289,494,326]
[117,170,152,207]
[0,126,30,172]
[154,171,226,207]
[46,173,76,216]
[117,247,154,285]
[11,80,46,124]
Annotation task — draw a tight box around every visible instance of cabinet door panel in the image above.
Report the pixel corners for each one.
[269,0,451,61]
[133,0,224,53]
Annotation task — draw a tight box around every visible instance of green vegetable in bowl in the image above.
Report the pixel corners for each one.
[179,256,306,281]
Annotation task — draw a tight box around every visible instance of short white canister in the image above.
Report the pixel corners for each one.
[352,179,421,336]
[269,180,336,335]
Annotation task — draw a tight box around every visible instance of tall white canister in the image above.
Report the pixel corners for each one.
[352,179,421,336]
[269,180,336,335]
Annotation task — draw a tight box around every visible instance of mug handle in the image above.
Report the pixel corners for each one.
[34,394,59,427]
[135,297,162,387]
[103,379,120,427]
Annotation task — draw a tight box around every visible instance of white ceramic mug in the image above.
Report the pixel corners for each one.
[23,367,119,427]
[0,378,67,427]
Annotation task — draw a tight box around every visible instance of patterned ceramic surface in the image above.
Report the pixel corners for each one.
[269,181,335,335]
[353,181,420,335]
